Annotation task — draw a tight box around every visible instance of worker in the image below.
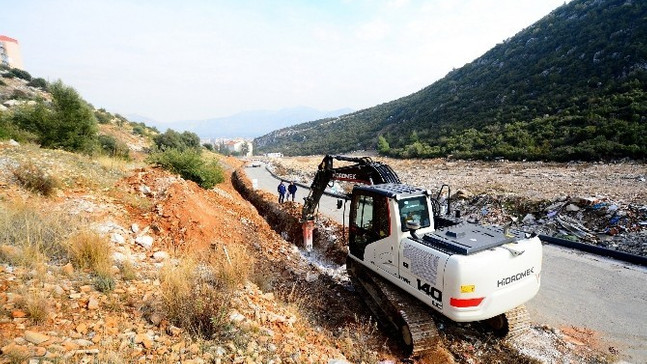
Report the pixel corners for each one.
[277,182,286,203]
[288,182,297,201]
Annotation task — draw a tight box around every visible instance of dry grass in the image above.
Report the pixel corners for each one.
[118,260,137,281]
[11,161,60,197]
[335,314,381,363]
[66,230,112,276]
[0,203,73,267]
[159,244,253,339]
[16,290,50,324]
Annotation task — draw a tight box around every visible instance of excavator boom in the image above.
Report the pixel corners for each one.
[301,155,400,223]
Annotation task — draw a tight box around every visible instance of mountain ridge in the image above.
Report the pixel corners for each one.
[255,0,647,161]
[129,106,353,139]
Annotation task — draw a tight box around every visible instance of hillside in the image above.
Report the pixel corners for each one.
[254,0,647,161]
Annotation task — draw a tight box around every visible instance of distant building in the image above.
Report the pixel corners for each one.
[225,139,253,156]
[0,35,24,70]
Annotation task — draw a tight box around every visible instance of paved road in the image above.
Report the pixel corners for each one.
[242,163,647,363]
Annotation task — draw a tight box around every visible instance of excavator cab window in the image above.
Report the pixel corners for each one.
[398,196,431,232]
[349,192,390,260]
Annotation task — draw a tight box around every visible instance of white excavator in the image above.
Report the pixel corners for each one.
[301,155,543,355]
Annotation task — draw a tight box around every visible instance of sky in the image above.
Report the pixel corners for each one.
[3,0,569,124]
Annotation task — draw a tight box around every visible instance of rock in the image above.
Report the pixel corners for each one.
[134,333,153,349]
[522,213,536,224]
[79,285,93,293]
[139,185,152,196]
[565,204,580,212]
[135,235,154,250]
[24,330,50,344]
[111,233,126,245]
[11,310,27,318]
[87,297,99,310]
[166,325,182,336]
[74,339,94,347]
[76,323,88,335]
[33,346,47,357]
[112,251,127,263]
[131,224,140,233]
[152,251,169,262]
[1,342,29,357]
[8,139,19,146]
[62,263,74,276]
[305,272,319,283]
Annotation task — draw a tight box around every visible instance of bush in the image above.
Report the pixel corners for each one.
[147,148,224,189]
[132,124,145,135]
[94,110,112,124]
[66,230,112,275]
[27,77,48,90]
[153,129,201,152]
[98,134,130,160]
[159,245,252,338]
[11,162,60,197]
[17,291,50,324]
[94,272,116,293]
[8,80,99,154]
[9,68,32,81]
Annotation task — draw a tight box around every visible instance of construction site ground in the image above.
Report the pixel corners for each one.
[0,141,640,363]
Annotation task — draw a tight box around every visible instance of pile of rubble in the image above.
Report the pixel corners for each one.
[268,156,647,257]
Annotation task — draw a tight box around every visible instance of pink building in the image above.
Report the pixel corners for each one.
[0,35,24,70]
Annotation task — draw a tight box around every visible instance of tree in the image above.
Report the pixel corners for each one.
[240,142,250,156]
[9,80,98,154]
[377,135,390,154]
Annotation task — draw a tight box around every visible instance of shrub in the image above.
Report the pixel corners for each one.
[160,245,252,338]
[9,68,32,81]
[94,110,112,124]
[94,272,116,293]
[132,124,145,136]
[66,230,112,275]
[11,162,60,197]
[17,291,50,324]
[153,129,201,151]
[98,134,130,160]
[8,81,99,154]
[27,77,48,90]
[147,148,224,189]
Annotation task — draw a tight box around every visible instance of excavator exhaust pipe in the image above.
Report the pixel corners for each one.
[302,220,314,252]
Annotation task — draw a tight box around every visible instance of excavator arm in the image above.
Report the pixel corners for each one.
[301,155,401,223]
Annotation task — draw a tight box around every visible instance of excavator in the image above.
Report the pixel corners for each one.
[301,155,543,356]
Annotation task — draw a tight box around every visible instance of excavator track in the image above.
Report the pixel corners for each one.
[347,258,440,356]
[347,258,532,356]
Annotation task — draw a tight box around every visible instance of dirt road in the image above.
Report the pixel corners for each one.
[245,162,647,363]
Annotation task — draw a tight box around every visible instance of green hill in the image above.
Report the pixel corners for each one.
[255,0,647,161]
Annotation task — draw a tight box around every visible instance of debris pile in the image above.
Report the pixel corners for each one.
[270,156,647,257]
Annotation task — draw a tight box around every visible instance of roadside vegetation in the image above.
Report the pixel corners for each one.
[147,129,225,189]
